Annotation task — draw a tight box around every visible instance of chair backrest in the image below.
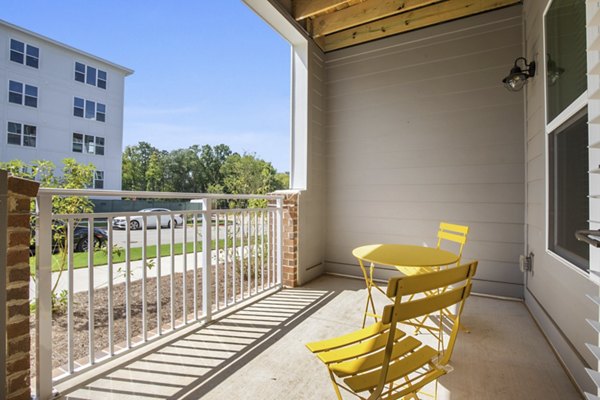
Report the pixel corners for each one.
[437,222,469,262]
[383,261,478,364]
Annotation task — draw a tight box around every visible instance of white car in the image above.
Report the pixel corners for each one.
[112,208,183,230]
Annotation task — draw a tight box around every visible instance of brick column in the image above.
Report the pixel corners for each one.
[271,190,300,288]
[3,173,39,400]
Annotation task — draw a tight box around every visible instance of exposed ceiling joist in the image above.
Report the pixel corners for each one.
[293,0,353,20]
[319,0,521,51]
[311,0,444,38]
[290,0,522,52]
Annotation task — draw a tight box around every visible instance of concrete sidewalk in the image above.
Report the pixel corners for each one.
[30,250,220,298]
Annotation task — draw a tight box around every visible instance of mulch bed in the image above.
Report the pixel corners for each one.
[30,264,275,377]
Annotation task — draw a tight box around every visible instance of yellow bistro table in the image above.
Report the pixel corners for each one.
[352,244,460,327]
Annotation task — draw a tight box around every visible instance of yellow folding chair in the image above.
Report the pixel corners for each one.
[397,222,469,278]
[397,223,469,337]
[306,261,478,400]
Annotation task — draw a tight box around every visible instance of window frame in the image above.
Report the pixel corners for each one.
[8,80,38,108]
[73,97,105,122]
[94,170,104,189]
[72,132,83,153]
[543,0,590,275]
[73,61,107,89]
[6,121,36,148]
[9,38,39,69]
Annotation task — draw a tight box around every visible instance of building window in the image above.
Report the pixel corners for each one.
[10,39,39,68]
[7,122,36,147]
[75,62,85,82]
[545,0,586,123]
[8,80,38,108]
[549,109,589,269]
[73,132,105,155]
[74,61,107,89]
[545,0,589,271]
[95,136,105,155]
[94,171,104,189]
[85,135,95,153]
[72,133,83,152]
[73,97,105,122]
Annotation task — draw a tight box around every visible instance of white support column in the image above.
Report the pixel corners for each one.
[201,198,213,321]
[36,193,53,399]
[276,197,283,286]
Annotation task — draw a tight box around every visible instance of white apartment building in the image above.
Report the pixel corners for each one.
[0,19,133,190]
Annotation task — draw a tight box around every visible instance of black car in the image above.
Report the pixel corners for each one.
[30,222,108,254]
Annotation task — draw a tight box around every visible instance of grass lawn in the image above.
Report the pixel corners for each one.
[30,239,231,273]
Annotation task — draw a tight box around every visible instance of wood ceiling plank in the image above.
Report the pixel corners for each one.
[312,0,445,37]
[322,0,521,52]
[293,0,353,20]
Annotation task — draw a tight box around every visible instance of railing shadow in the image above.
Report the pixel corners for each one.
[62,277,352,399]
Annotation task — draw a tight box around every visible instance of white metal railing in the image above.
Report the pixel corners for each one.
[33,189,283,399]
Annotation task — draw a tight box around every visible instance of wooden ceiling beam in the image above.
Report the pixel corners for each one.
[320,0,521,52]
[311,0,445,37]
[293,0,353,20]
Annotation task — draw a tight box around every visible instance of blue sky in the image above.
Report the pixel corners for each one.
[2,0,291,171]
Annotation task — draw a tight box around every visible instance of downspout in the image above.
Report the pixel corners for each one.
[522,7,530,297]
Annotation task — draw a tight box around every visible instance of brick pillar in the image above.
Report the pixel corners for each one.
[3,174,39,400]
[271,190,300,288]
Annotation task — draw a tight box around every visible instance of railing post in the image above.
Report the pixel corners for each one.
[276,198,283,286]
[201,198,212,321]
[36,193,53,399]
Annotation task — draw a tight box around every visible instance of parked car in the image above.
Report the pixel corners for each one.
[112,208,184,230]
[30,222,108,254]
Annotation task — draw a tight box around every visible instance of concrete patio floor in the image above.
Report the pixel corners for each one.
[59,275,581,400]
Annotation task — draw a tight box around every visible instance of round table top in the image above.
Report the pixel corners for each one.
[352,244,459,268]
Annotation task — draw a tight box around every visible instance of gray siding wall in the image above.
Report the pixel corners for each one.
[323,6,526,298]
[523,0,597,393]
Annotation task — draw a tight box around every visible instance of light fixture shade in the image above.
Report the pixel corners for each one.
[502,58,536,92]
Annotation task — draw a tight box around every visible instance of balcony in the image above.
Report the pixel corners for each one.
[0,174,586,400]
[54,275,579,399]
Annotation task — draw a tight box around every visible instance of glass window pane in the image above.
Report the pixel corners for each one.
[549,110,589,270]
[24,125,36,136]
[72,133,83,152]
[7,133,21,145]
[26,56,38,68]
[8,122,21,134]
[98,70,107,80]
[9,81,22,93]
[85,100,95,119]
[10,51,24,64]
[545,0,587,122]
[74,107,84,117]
[25,96,37,108]
[74,97,84,108]
[75,62,85,73]
[10,39,24,52]
[97,79,106,89]
[96,136,104,146]
[26,45,39,57]
[9,93,22,104]
[25,85,37,97]
[75,72,85,82]
[23,135,36,147]
[85,135,95,153]
[86,66,96,85]
[97,103,105,113]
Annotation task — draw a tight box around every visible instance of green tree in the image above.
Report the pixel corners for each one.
[221,153,278,194]
[1,158,96,310]
[122,141,159,190]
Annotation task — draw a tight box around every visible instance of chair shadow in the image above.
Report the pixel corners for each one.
[63,277,353,400]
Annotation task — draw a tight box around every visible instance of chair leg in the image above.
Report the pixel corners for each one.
[329,370,344,400]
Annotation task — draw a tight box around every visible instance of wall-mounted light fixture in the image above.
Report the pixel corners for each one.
[502,57,536,92]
